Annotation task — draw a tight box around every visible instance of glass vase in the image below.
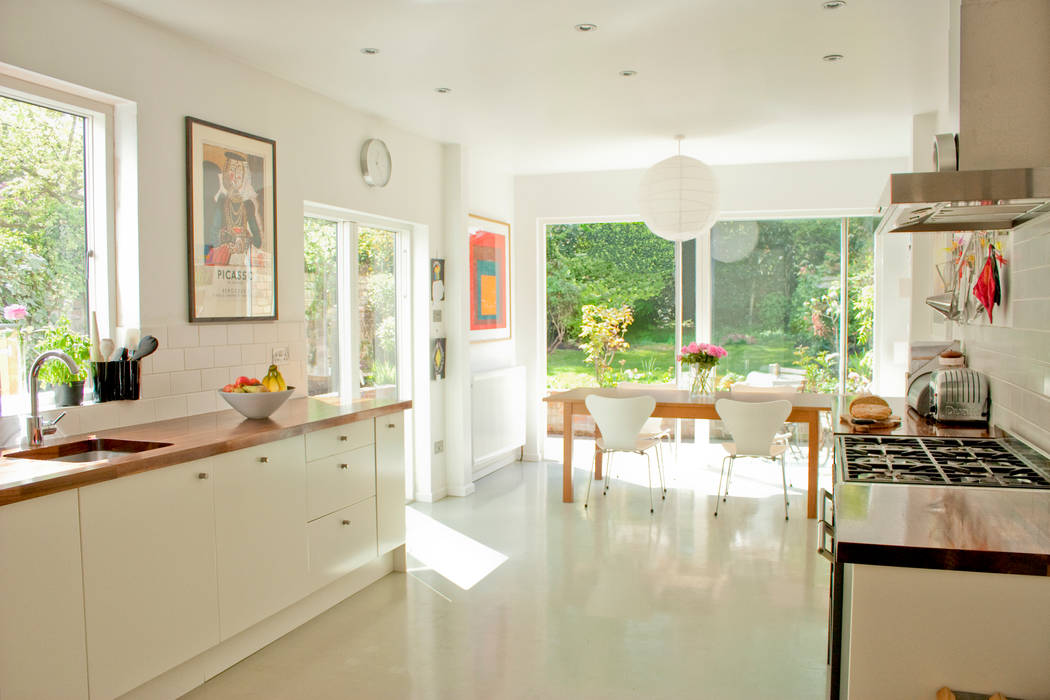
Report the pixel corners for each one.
[689,365,715,398]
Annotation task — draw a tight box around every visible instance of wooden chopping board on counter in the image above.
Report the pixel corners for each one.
[840,414,902,432]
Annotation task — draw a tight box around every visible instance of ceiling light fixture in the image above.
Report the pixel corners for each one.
[435,87,452,94]
[638,137,720,243]
[360,48,380,55]
[822,1,847,8]
[574,23,598,32]
[619,70,637,77]
[823,53,845,62]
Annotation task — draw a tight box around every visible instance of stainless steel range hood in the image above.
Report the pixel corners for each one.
[875,166,1050,234]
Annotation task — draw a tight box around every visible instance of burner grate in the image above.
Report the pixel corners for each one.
[839,435,1050,489]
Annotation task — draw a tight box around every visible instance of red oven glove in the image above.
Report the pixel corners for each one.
[973,248,997,323]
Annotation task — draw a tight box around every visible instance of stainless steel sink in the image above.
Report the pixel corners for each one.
[7,438,173,463]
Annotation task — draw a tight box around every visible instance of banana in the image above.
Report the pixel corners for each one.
[262,364,287,392]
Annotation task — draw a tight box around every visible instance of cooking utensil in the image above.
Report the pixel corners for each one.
[89,312,104,362]
[131,335,159,361]
[100,339,115,362]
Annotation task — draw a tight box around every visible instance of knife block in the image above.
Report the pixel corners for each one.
[91,360,140,402]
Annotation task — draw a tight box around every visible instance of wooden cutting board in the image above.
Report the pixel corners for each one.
[840,414,902,432]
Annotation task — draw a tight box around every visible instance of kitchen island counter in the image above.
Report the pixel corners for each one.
[0,396,411,507]
[830,397,1049,576]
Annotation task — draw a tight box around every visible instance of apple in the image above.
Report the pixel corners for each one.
[222,384,236,393]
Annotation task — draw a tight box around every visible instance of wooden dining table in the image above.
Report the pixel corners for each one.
[544,387,833,518]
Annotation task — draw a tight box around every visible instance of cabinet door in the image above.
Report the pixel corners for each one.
[307,498,377,589]
[213,436,308,639]
[375,412,406,554]
[80,460,220,700]
[306,444,376,521]
[0,491,89,700]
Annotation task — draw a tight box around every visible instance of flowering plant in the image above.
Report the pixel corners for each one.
[677,341,727,369]
[3,304,28,321]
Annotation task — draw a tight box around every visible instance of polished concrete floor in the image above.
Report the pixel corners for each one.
[184,440,832,699]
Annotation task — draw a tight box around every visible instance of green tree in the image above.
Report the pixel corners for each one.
[0,95,88,331]
[578,304,633,387]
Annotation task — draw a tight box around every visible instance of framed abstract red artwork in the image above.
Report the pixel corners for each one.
[468,213,510,342]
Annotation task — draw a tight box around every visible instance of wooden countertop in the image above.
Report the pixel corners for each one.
[0,396,411,507]
[831,396,1050,576]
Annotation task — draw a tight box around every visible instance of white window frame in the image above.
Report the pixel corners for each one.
[0,70,118,338]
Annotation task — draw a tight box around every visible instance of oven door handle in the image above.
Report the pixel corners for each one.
[817,488,835,563]
[817,520,835,563]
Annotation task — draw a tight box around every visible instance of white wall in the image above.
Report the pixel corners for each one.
[0,0,510,501]
[514,157,907,458]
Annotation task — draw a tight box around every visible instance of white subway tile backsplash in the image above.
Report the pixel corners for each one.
[184,346,215,370]
[227,324,254,345]
[140,326,168,348]
[170,370,202,395]
[201,367,232,391]
[198,325,228,347]
[253,323,278,344]
[115,399,156,428]
[241,343,266,364]
[213,345,242,367]
[186,391,217,416]
[140,372,171,399]
[153,395,188,421]
[149,348,185,373]
[167,325,200,348]
[78,404,120,434]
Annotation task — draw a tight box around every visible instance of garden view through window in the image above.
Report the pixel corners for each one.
[545,217,875,397]
[0,93,91,407]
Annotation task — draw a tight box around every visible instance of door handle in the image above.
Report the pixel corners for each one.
[817,520,835,563]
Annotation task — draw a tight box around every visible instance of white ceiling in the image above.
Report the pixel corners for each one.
[102,0,950,174]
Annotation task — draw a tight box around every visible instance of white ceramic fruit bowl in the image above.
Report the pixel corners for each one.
[218,387,295,419]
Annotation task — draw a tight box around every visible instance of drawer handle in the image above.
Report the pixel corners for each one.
[339,463,349,470]
[341,519,351,526]
[258,456,269,463]
[386,423,395,429]
[338,435,348,442]
[197,472,209,480]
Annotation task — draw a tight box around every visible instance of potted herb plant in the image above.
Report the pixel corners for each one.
[35,320,90,407]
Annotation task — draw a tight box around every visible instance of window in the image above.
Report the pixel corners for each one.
[0,71,117,411]
[304,211,408,402]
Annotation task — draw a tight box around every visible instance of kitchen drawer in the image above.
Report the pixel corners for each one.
[235,434,306,472]
[306,444,376,521]
[305,420,374,461]
[307,498,378,589]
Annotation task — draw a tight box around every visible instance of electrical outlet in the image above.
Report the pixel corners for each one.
[434,440,444,454]
[432,309,442,323]
[272,345,290,363]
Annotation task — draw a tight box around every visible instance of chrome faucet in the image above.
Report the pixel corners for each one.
[25,350,79,447]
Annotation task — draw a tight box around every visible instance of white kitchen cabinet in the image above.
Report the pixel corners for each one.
[306,443,376,521]
[213,435,308,639]
[375,412,406,554]
[305,419,374,462]
[0,490,89,700]
[80,459,220,700]
[307,497,378,588]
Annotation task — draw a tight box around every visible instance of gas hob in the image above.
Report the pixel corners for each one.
[838,435,1050,489]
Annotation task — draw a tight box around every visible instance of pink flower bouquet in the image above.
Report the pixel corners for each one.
[677,341,727,369]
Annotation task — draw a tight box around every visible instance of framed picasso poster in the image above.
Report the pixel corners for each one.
[468,213,510,342]
[186,117,277,322]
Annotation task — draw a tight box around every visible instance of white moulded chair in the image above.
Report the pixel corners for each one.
[616,382,672,489]
[713,398,793,520]
[584,394,663,514]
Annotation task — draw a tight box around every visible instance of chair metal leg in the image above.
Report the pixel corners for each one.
[714,455,728,517]
[656,441,666,498]
[603,452,612,494]
[584,448,597,509]
[723,456,736,501]
[646,452,654,514]
[780,452,789,520]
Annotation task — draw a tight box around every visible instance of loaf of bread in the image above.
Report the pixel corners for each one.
[852,403,893,421]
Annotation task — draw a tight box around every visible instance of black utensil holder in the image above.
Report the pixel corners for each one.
[91,360,141,402]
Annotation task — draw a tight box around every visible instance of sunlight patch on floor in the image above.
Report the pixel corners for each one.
[406,507,508,590]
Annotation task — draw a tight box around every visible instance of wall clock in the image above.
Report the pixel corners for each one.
[360,138,391,187]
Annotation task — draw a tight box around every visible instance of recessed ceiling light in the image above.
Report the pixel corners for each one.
[574,23,598,32]
[360,48,380,55]
[823,53,845,62]
[620,70,637,77]
[822,1,847,8]
[435,87,452,94]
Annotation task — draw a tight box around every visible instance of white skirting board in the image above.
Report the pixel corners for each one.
[471,365,526,477]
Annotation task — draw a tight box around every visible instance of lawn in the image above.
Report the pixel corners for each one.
[547,341,797,390]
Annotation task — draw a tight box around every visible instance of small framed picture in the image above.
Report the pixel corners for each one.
[468,214,510,342]
[431,258,446,301]
[186,117,277,322]
[431,338,446,380]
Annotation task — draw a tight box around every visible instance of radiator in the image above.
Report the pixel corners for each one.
[471,365,526,475]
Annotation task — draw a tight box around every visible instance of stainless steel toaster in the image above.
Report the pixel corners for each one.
[927,368,989,423]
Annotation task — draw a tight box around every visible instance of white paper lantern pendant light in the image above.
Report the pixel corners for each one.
[638,137,720,242]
